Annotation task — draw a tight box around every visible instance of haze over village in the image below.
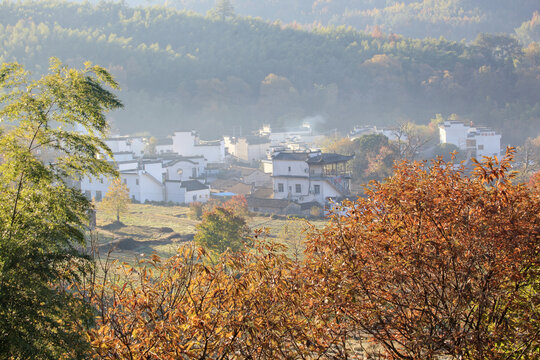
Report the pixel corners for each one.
[0,1,539,359]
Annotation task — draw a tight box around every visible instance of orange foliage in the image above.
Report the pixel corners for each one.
[86,149,539,359]
[305,148,540,359]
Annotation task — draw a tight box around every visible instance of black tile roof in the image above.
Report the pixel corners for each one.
[181,180,209,192]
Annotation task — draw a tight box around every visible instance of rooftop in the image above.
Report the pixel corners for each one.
[181,180,209,192]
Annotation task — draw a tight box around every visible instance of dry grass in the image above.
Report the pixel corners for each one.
[93,203,328,262]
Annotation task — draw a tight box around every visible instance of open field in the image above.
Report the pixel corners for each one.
[93,203,327,262]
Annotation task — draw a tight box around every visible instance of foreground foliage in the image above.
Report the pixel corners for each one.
[0,59,122,358]
[88,150,539,359]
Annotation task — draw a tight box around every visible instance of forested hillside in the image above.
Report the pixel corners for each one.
[1,0,539,142]
[142,0,539,42]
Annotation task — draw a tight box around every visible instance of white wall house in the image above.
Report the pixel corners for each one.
[165,180,210,204]
[163,156,207,182]
[466,127,502,158]
[272,151,353,206]
[105,137,147,158]
[224,135,271,164]
[439,121,501,158]
[172,131,224,164]
[81,154,210,204]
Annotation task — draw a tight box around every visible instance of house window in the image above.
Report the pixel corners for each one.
[95,191,102,202]
[295,184,301,193]
[193,195,197,201]
[278,183,284,192]
[288,166,291,172]
[99,178,103,184]
[136,179,139,185]
[177,169,183,175]
[123,179,127,184]
[314,185,320,194]
[478,144,484,150]
[192,168,197,178]
[84,190,91,199]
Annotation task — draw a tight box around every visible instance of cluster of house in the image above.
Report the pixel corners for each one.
[438,120,501,158]
[80,118,503,214]
[80,123,354,215]
[350,120,502,159]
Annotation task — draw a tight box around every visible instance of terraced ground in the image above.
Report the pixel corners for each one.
[93,203,326,262]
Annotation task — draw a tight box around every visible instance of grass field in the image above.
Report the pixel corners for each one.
[93,203,327,262]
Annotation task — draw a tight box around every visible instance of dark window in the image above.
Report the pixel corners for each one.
[314,185,320,194]
[478,144,484,150]
[136,179,139,185]
[278,183,284,192]
[193,195,197,201]
[192,168,197,178]
[123,179,127,184]
[95,191,102,201]
[99,178,103,184]
[84,190,91,199]
[295,184,301,193]
[288,166,291,172]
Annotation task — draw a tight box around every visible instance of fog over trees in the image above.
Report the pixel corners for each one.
[0,0,538,143]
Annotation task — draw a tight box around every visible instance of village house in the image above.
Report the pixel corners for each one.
[172,131,225,164]
[439,120,501,158]
[80,154,210,204]
[271,150,353,206]
[104,136,147,158]
[224,135,271,164]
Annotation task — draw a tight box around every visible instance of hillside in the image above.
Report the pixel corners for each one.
[1,0,539,143]
[136,0,539,41]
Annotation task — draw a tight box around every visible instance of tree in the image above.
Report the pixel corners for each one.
[101,178,130,222]
[209,0,235,20]
[305,148,540,359]
[87,243,338,359]
[0,58,122,358]
[194,206,250,254]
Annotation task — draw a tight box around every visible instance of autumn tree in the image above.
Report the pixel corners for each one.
[101,178,130,222]
[87,243,338,359]
[194,206,250,254]
[305,148,540,360]
[0,59,122,358]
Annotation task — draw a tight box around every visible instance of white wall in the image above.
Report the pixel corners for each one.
[185,189,210,204]
[475,133,501,158]
[139,173,164,202]
[143,162,165,182]
[80,175,111,201]
[172,131,224,163]
[165,181,185,204]
[273,160,309,177]
[439,121,470,149]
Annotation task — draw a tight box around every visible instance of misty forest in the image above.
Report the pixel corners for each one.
[0,1,539,359]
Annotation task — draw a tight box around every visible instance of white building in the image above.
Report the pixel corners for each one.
[105,137,147,158]
[439,121,501,158]
[172,131,224,164]
[80,154,210,204]
[224,135,271,164]
[272,150,353,206]
[259,123,323,146]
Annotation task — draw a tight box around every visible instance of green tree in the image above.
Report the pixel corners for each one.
[194,206,249,254]
[0,58,122,358]
[209,0,235,20]
[101,178,130,223]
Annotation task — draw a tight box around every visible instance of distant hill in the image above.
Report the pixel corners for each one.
[1,0,539,143]
[129,0,539,41]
